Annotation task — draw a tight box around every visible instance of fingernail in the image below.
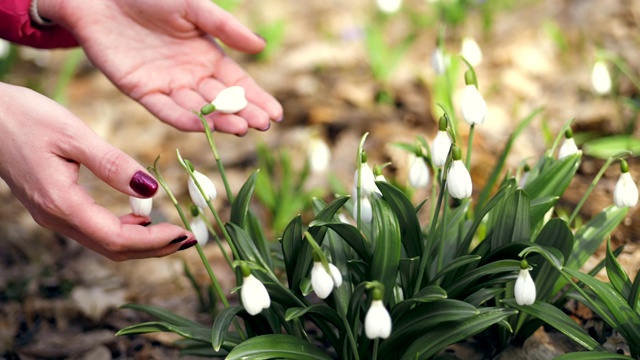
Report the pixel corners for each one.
[178,239,198,251]
[169,235,188,245]
[130,171,158,197]
[275,115,284,122]
[260,122,271,131]
[140,221,152,227]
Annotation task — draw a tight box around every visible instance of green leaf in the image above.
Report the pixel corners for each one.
[391,285,448,318]
[116,321,212,344]
[369,196,402,303]
[400,308,518,360]
[431,255,481,282]
[554,352,633,360]
[445,260,521,299]
[524,152,581,201]
[529,195,559,229]
[605,238,632,301]
[376,181,423,258]
[211,306,244,351]
[309,221,371,262]
[226,223,272,275]
[582,134,640,159]
[488,189,531,250]
[464,288,505,307]
[119,303,202,328]
[283,304,342,327]
[226,334,333,360]
[230,171,258,228]
[281,215,304,290]
[530,219,574,301]
[501,299,603,351]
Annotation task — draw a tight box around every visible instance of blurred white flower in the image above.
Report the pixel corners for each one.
[190,216,209,246]
[514,261,536,306]
[19,47,50,67]
[408,156,430,188]
[591,60,612,95]
[211,86,248,114]
[0,39,10,59]
[354,162,379,196]
[376,0,402,13]
[188,170,217,209]
[365,299,392,339]
[308,137,331,174]
[431,47,449,75]
[353,196,373,223]
[461,36,482,67]
[432,130,452,167]
[558,132,579,160]
[613,161,638,207]
[461,85,487,126]
[311,261,343,299]
[129,196,153,217]
[241,274,271,316]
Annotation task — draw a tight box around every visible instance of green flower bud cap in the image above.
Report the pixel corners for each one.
[240,262,251,277]
[201,103,216,115]
[523,163,530,172]
[372,287,384,301]
[520,259,529,270]
[312,251,322,262]
[620,159,629,174]
[361,151,368,164]
[190,204,200,217]
[451,144,462,161]
[464,69,477,88]
[438,115,448,131]
[564,128,574,139]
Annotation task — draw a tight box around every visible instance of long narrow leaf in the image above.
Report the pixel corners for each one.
[226,334,333,360]
[119,303,202,328]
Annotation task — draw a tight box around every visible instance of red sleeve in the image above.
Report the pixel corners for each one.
[0,0,77,49]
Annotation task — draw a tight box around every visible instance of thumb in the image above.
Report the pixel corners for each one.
[59,125,158,198]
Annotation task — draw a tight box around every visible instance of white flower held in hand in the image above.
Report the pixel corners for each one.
[558,129,580,160]
[431,116,452,167]
[201,86,248,114]
[446,145,472,199]
[613,160,638,208]
[240,268,271,316]
[514,260,536,306]
[364,288,392,339]
[591,59,612,95]
[310,261,343,299]
[188,170,217,209]
[129,196,153,217]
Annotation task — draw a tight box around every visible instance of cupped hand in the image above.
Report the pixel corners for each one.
[0,83,196,261]
[39,0,283,135]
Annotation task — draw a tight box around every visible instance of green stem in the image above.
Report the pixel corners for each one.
[356,133,369,231]
[436,193,449,276]
[465,124,475,169]
[372,338,379,360]
[203,214,234,269]
[197,112,234,202]
[334,296,360,360]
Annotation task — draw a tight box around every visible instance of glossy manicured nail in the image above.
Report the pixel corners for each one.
[140,221,152,227]
[261,122,271,131]
[169,235,188,245]
[178,239,198,251]
[130,171,158,197]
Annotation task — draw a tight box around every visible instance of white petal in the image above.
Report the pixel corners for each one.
[408,157,430,188]
[328,263,343,287]
[591,60,612,95]
[0,39,10,59]
[431,48,448,75]
[364,300,392,339]
[376,0,401,13]
[354,163,379,196]
[461,37,482,67]
[558,138,579,160]
[129,196,153,217]
[190,217,209,246]
[311,262,335,299]
[447,160,473,199]
[353,196,373,223]
[188,171,217,209]
[514,269,536,305]
[614,172,639,207]
[308,138,331,174]
[431,131,452,167]
[241,275,271,315]
[461,85,487,125]
[211,86,248,114]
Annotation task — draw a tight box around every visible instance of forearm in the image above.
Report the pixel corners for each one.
[0,0,77,48]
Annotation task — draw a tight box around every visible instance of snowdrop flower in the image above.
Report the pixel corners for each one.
[364,289,392,339]
[557,129,579,160]
[461,72,487,126]
[311,261,343,299]
[514,260,536,306]
[431,47,449,75]
[201,86,248,114]
[240,268,271,316]
[431,116,452,167]
[446,145,472,199]
[129,196,153,217]
[189,213,209,246]
[308,136,331,174]
[408,155,430,188]
[188,170,217,209]
[0,39,9,59]
[354,160,379,196]
[353,196,373,223]
[591,59,612,95]
[613,160,638,208]
[460,36,482,67]
[376,0,402,13]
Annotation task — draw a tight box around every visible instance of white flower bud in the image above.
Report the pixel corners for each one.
[557,137,579,160]
[461,85,487,126]
[431,130,452,167]
[190,216,209,246]
[408,156,430,188]
[591,60,612,95]
[447,160,473,199]
[354,162,379,196]
[461,36,482,67]
[241,274,271,316]
[188,171,217,209]
[353,196,373,223]
[614,172,638,208]
[129,196,153,217]
[431,48,449,75]
[514,266,536,306]
[308,137,331,174]
[211,86,248,114]
[365,299,392,339]
[311,262,343,299]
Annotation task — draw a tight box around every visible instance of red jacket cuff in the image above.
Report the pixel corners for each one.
[0,1,78,49]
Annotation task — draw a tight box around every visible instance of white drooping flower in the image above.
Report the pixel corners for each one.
[310,261,343,299]
[446,145,472,199]
[365,298,392,339]
[431,47,449,75]
[241,273,271,316]
[190,216,209,246]
[353,196,373,223]
[460,36,482,67]
[408,156,430,188]
[461,84,487,126]
[0,39,10,59]
[209,86,248,114]
[432,117,452,167]
[591,59,612,95]
[308,136,331,174]
[514,260,536,306]
[557,130,579,160]
[354,161,379,196]
[613,160,638,208]
[188,170,217,209]
[376,0,402,13]
[129,196,153,217]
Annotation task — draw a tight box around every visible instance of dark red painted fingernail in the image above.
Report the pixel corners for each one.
[169,235,188,245]
[140,221,152,227]
[178,239,198,251]
[130,171,158,197]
